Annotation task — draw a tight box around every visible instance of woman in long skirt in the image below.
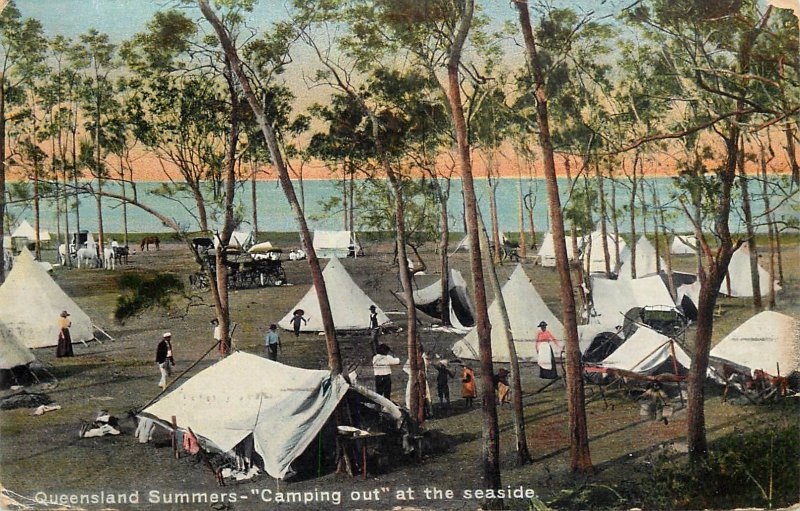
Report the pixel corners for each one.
[56,310,74,358]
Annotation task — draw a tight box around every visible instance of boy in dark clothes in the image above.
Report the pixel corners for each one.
[434,360,455,410]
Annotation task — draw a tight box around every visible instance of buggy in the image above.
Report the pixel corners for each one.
[190,249,286,290]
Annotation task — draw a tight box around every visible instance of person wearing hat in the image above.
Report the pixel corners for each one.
[372,343,400,399]
[536,321,562,379]
[265,324,281,361]
[369,305,380,354]
[155,332,175,389]
[290,310,307,338]
[433,359,455,412]
[55,310,74,358]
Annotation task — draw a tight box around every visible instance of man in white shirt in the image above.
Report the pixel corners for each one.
[372,343,400,399]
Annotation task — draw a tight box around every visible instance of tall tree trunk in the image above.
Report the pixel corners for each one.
[595,160,610,277]
[199,0,343,374]
[447,0,503,503]
[610,170,621,269]
[251,160,258,236]
[564,157,586,316]
[652,186,662,275]
[659,193,677,302]
[95,97,104,253]
[786,124,799,187]
[515,0,593,473]
[737,137,762,311]
[71,117,81,242]
[433,178,452,326]
[628,153,639,279]
[517,172,526,257]
[759,140,777,309]
[478,211,532,466]
[488,162,501,263]
[119,156,129,247]
[0,78,6,282]
[60,120,71,267]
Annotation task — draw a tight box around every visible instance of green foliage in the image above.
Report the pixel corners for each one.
[644,420,800,509]
[114,272,185,323]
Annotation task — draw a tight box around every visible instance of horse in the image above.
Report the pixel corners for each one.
[58,244,70,265]
[103,248,116,270]
[113,245,129,265]
[140,236,160,251]
[76,247,98,269]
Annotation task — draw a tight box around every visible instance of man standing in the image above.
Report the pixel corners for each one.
[369,304,380,354]
[156,332,174,389]
[372,343,400,400]
[265,324,280,361]
[434,360,455,411]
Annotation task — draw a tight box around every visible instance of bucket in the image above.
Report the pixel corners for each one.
[639,401,656,419]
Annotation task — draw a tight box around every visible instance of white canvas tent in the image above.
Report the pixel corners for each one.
[0,320,36,370]
[671,235,697,255]
[278,257,389,332]
[600,326,692,375]
[452,265,563,362]
[213,230,253,251]
[411,269,475,330]
[536,231,580,267]
[313,230,360,259]
[583,231,625,274]
[0,248,94,348]
[11,219,51,242]
[590,275,675,326]
[141,353,350,479]
[618,236,665,279]
[721,246,780,298]
[710,311,799,377]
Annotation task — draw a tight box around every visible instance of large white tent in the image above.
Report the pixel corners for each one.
[411,268,475,330]
[671,235,697,255]
[141,353,350,479]
[278,257,388,332]
[583,231,626,274]
[452,265,563,362]
[721,246,780,298]
[313,230,360,259]
[600,326,692,375]
[590,275,675,326]
[0,320,36,370]
[11,219,51,242]
[618,236,665,279]
[0,248,94,348]
[536,232,580,267]
[710,311,799,377]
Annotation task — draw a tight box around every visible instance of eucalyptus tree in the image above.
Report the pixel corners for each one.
[0,1,46,278]
[70,29,117,253]
[196,0,343,372]
[625,0,798,462]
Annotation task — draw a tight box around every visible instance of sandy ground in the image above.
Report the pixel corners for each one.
[0,239,798,510]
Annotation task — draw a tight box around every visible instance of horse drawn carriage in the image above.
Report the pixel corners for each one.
[189,237,286,290]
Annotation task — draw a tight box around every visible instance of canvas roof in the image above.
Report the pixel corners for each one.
[141,352,350,479]
[213,231,253,250]
[721,246,780,298]
[671,235,697,255]
[0,248,93,348]
[11,220,51,241]
[313,230,359,250]
[452,265,563,362]
[412,268,475,330]
[0,320,36,370]
[590,275,675,326]
[583,231,626,274]
[710,311,799,376]
[278,257,389,332]
[537,232,580,267]
[618,236,665,279]
[600,326,692,375]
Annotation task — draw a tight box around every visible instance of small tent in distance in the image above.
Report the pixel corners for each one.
[671,235,697,255]
[536,232,580,267]
[278,257,389,332]
[583,231,626,274]
[0,248,94,348]
[720,246,780,298]
[11,219,51,242]
[313,231,361,259]
[710,311,799,377]
[618,236,665,279]
[452,265,563,362]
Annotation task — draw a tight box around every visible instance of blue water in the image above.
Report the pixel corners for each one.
[8,177,795,236]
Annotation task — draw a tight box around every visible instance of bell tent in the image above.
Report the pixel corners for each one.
[0,248,94,348]
[720,246,780,298]
[278,257,388,332]
[710,311,799,377]
[10,219,51,242]
[618,236,665,279]
[536,232,580,267]
[590,275,675,327]
[582,231,626,274]
[670,235,697,255]
[451,265,563,362]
